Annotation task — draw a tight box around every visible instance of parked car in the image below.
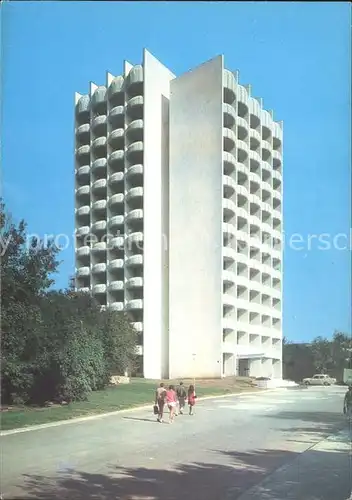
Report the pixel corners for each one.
[302,374,336,386]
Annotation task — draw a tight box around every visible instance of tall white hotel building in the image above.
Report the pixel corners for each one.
[74,50,283,380]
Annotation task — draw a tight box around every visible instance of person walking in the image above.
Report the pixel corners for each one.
[155,382,166,423]
[176,381,187,415]
[188,384,197,415]
[343,385,352,419]
[166,385,177,424]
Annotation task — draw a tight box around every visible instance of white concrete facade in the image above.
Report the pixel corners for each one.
[74,50,283,380]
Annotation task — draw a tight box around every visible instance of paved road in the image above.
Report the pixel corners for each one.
[1,386,351,499]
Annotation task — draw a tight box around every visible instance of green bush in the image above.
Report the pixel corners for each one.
[0,200,138,406]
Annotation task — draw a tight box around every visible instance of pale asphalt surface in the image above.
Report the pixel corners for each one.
[1,386,351,499]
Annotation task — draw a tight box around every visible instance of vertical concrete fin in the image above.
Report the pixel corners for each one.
[74,92,82,105]
[90,82,98,95]
[107,72,115,86]
[124,61,133,76]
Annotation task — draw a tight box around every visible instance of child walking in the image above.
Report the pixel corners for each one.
[166,385,177,424]
[188,384,197,415]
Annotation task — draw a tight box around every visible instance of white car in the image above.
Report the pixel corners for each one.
[302,374,336,386]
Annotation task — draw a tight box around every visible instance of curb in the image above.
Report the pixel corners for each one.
[0,387,285,437]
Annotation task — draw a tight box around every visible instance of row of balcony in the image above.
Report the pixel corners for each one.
[76,232,143,255]
[75,188,143,214]
[76,140,143,165]
[76,65,143,111]
[75,293,143,313]
[76,163,143,185]
[223,152,282,185]
[76,118,143,141]
[76,88,144,125]
[77,278,143,291]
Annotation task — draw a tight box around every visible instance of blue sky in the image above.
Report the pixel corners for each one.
[2,2,351,341]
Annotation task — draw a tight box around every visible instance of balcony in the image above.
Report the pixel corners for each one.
[126,299,143,311]
[92,158,107,176]
[126,65,144,93]
[223,151,236,176]
[76,206,90,218]
[76,185,90,199]
[237,140,249,163]
[110,302,124,312]
[237,85,249,108]
[223,175,236,198]
[109,281,124,292]
[109,258,124,270]
[223,222,237,240]
[76,226,90,238]
[93,284,107,295]
[223,103,236,129]
[109,215,124,230]
[126,277,143,289]
[76,165,90,181]
[76,95,90,117]
[249,127,261,145]
[91,87,107,112]
[108,150,124,170]
[92,137,107,157]
[125,254,143,267]
[91,220,107,233]
[92,200,107,212]
[92,263,106,274]
[109,172,124,187]
[125,232,143,247]
[125,187,143,203]
[126,119,143,142]
[223,270,236,287]
[126,141,143,163]
[108,76,124,99]
[132,322,143,333]
[109,193,124,207]
[272,150,282,171]
[126,96,144,120]
[223,199,236,220]
[109,105,125,128]
[109,128,124,149]
[76,145,90,163]
[126,164,143,181]
[223,69,236,105]
[92,115,107,136]
[249,149,261,167]
[237,116,248,138]
[223,246,236,265]
[110,236,124,250]
[76,123,90,143]
[223,128,236,152]
[92,242,106,253]
[92,179,107,194]
[78,286,90,294]
[77,266,90,278]
[125,209,143,223]
[76,246,90,258]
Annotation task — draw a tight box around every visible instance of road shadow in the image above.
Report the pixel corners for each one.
[123,416,158,423]
[7,446,350,500]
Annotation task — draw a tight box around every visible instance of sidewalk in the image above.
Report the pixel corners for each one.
[237,429,352,500]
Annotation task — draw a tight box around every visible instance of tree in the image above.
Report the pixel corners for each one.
[0,200,60,308]
[1,200,138,405]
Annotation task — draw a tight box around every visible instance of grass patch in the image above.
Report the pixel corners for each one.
[1,377,256,431]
